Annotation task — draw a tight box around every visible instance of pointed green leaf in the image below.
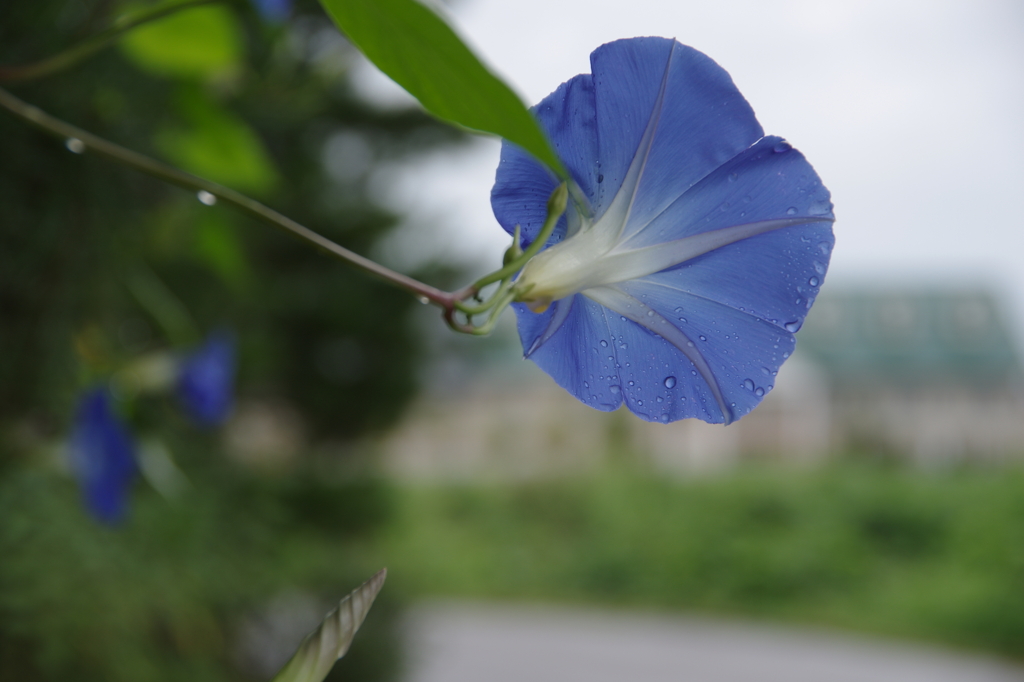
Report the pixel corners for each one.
[318,0,566,178]
[270,569,388,682]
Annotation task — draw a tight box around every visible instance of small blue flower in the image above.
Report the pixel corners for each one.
[69,388,137,524]
[177,332,236,426]
[493,38,835,424]
[251,0,291,23]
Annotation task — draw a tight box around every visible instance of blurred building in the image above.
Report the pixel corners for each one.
[796,289,1024,463]
[379,288,1024,478]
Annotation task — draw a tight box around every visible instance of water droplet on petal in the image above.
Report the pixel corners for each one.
[786,206,797,216]
[637,400,644,407]
[813,261,826,275]
[818,242,831,255]
[628,380,635,387]
[197,190,217,206]
[674,307,683,313]
[597,173,604,183]
[686,341,695,347]
[609,385,621,394]
[809,200,832,216]
[65,137,85,154]
[600,340,608,348]
[743,379,755,391]
[809,276,819,286]
[646,310,655,317]
[698,335,706,342]
[755,387,765,397]
[656,396,663,403]
[784,321,802,333]
[664,376,677,388]
[659,414,670,423]
[773,140,792,153]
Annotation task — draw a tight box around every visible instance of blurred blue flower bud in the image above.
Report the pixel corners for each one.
[69,388,137,524]
[252,0,291,23]
[176,331,236,426]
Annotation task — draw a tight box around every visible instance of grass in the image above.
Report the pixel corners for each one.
[371,459,1024,659]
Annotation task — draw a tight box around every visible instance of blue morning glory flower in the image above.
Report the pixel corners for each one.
[69,388,137,524]
[492,38,835,424]
[177,331,236,426]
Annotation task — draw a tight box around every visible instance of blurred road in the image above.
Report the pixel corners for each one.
[402,603,1024,682]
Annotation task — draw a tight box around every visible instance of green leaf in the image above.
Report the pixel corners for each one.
[155,88,279,194]
[271,569,388,682]
[318,0,566,178]
[119,3,242,78]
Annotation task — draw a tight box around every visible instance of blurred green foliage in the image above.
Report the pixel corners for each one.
[0,0,465,679]
[119,4,243,78]
[376,460,1024,659]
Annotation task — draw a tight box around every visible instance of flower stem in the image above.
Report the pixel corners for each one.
[0,0,573,336]
[0,0,223,83]
[0,87,570,335]
[0,85,453,306]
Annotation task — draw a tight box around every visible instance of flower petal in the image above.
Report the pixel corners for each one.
[584,285,730,422]
[590,38,763,228]
[177,332,236,426]
[612,278,797,423]
[491,74,597,246]
[618,135,834,249]
[621,138,835,332]
[70,388,137,524]
[584,217,824,290]
[639,221,834,336]
[514,296,624,413]
[516,289,754,423]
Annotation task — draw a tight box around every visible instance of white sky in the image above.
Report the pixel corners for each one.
[360,0,1024,334]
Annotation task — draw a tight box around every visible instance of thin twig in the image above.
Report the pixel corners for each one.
[0,0,222,83]
[0,85,454,307]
